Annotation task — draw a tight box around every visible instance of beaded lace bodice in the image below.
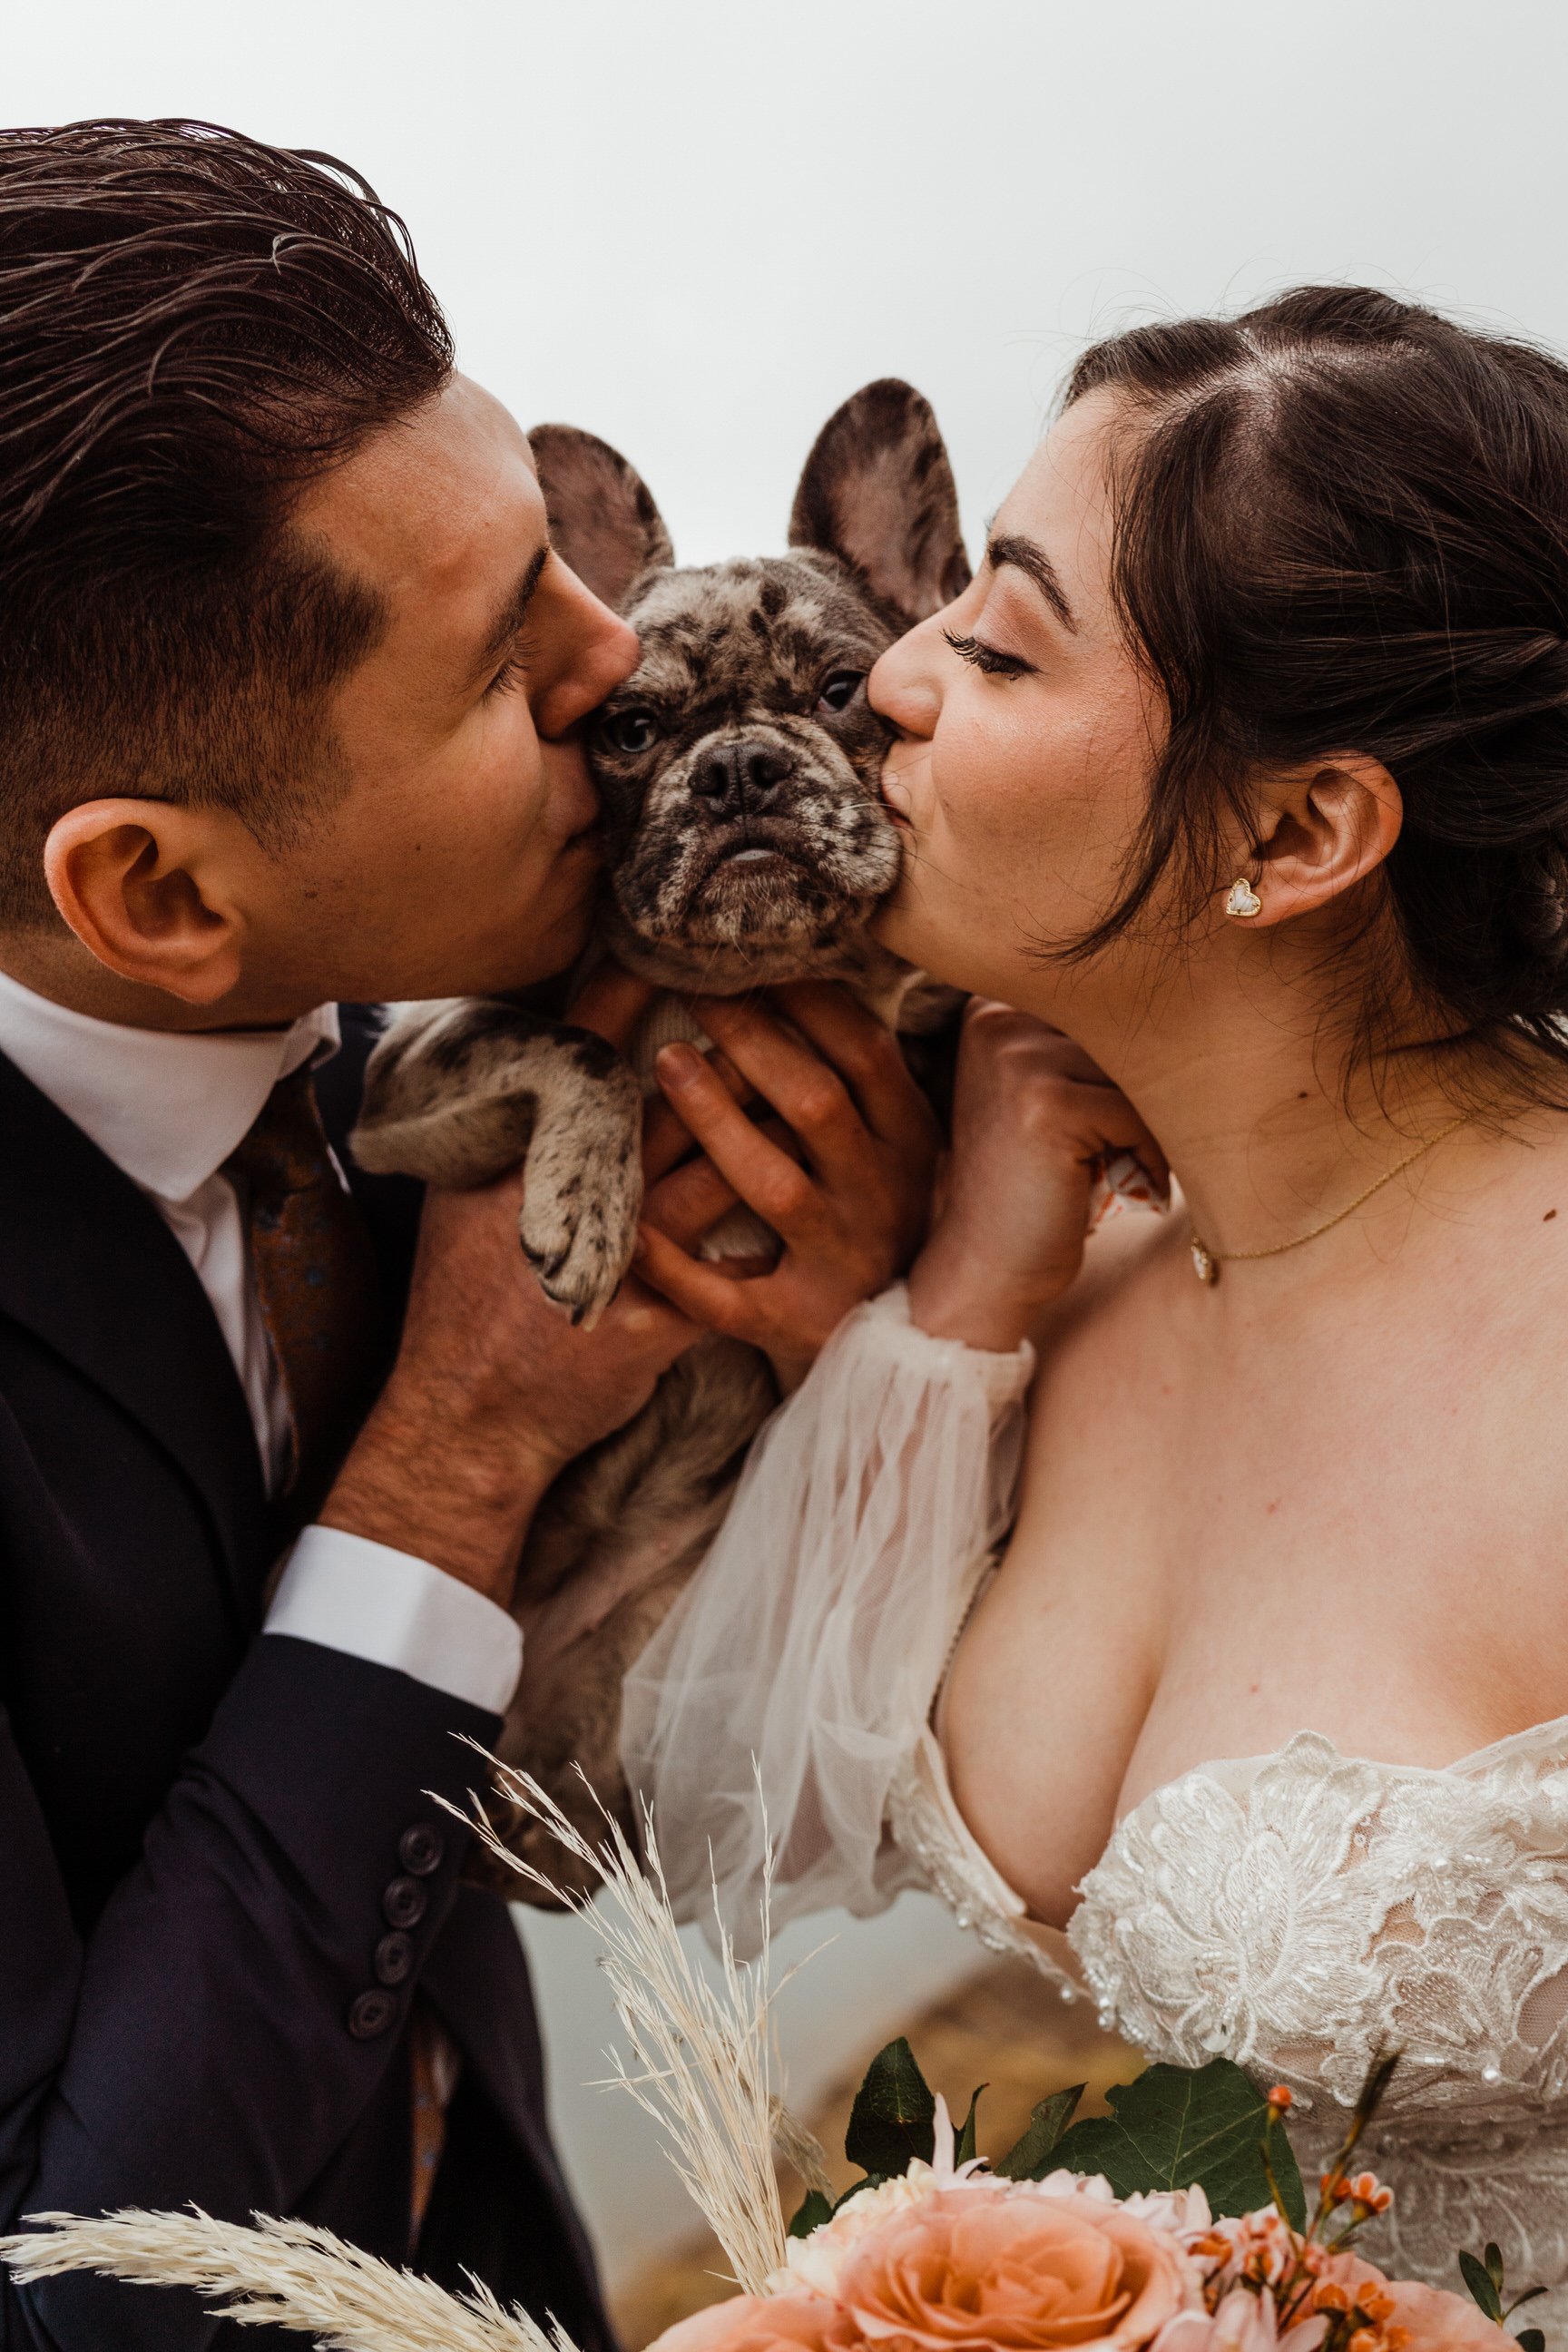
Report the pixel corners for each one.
[894,1715,1568,2313]
[624,1287,1568,2317]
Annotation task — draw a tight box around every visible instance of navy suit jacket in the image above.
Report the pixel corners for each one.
[0,1008,612,2352]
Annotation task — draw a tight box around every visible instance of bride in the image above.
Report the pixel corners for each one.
[618,284,1568,2317]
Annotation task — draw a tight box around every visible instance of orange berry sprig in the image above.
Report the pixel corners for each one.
[1320,2171,1395,2220]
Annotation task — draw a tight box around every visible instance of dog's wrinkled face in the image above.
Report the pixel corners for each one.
[529,380,970,995]
[591,552,902,990]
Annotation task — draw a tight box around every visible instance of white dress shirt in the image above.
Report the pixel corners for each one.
[0,965,522,1714]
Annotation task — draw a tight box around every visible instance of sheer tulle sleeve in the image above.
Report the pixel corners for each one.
[620,1283,1035,1954]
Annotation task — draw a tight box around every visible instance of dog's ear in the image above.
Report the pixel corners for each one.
[528,424,674,611]
[789,379,970,624]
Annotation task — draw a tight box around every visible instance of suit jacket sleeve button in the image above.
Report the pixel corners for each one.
[399,1824,445,1877]
[348,1988,397,2039]
[374,1930,415,1987]
[382,1877,427,1930]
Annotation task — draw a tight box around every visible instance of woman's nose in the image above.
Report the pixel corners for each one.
[870,615,944,740]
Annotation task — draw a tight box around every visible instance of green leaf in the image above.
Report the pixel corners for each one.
[788,2190,832,2239]
[1459,2251,1505,2324]
[955,2085,986,2168]
[845,2039,936,2177]
[1514,2329,1544,2352]
[1051,2059,1306,2225]
[1485,2245,1506,2294]
[995,2088,1086,2180]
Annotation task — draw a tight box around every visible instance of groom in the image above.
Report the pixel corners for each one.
[0,119,768,2352]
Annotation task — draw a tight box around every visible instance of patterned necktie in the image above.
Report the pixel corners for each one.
[223,1063,383,1517]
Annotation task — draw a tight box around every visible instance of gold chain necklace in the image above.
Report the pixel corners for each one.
[1188,1111,1478,1286]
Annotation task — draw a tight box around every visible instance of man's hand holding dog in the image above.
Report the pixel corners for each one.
[319,1176,702,1608]
[322,964,707,1608]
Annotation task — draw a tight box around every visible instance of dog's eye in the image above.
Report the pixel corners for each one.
[599,707,661,755]
[816,671,865,716]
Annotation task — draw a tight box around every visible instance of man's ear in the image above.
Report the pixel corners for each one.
[1246,755,1403,925]
[527,424,674,612]
[44,799,245,1004]
[789,378,971,626]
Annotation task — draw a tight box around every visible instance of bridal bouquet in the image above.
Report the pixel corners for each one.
[0,1759,1545,2352]
[663,2043,1536,2352]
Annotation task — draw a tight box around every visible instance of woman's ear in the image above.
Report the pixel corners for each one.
[1244,754,1403,926]
[44,799,246,1003]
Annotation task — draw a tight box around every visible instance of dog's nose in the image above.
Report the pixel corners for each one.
[691,740,792,815]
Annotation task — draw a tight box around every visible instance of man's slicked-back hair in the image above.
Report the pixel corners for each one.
[0,118,454,924]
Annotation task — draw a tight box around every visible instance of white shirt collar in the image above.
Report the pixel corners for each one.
[0,965,341,1205]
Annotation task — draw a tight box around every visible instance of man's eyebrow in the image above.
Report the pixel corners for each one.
[475,542,550,673]
[986,533,1077,632]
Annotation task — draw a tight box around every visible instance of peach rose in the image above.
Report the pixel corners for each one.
[771,2159,1213,2309]
[1023,2174,1214,2241]
[1318,2253,1509,2352]
[651,2290,858,2352]
[833,2181,1203,2352]
[1378,2278,1512,2352]
[769,2169,945,2299]
[1151,2288,1328,2352]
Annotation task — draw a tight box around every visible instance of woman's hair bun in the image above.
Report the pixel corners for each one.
[1515,832,1568,971]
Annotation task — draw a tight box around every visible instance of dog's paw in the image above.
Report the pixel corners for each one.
[519,1175,642,1328]
[518,1056,644,1328]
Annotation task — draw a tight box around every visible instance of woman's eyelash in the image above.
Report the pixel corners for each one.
[942,628,1035,680]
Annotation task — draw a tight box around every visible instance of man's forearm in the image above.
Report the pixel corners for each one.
[324,1171,693,1611]
[319,1382,564,1607]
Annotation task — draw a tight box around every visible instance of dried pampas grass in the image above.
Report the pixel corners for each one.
[0,1749,808,2340]
[447,1750,795,2297]
[0,2207,574,2352]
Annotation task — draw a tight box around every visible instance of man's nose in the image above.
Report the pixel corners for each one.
[690,740,792,817]
[532,582,639,741]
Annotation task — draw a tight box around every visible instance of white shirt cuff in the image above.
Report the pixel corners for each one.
[264,1525,523,1715]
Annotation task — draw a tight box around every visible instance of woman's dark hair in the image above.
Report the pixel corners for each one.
[1065,286,1568,1084]
[0,119,454,923]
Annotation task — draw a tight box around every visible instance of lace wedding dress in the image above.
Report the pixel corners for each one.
[622,1287,1568,2323]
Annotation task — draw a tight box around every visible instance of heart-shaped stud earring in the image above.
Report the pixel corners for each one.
[1225,877,1262,919]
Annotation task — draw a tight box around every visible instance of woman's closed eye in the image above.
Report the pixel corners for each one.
[943,628,1037,681]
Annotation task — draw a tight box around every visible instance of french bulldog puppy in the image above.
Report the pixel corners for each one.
[352,380,968,1893]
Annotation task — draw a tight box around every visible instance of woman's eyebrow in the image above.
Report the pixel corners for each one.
[986,532,1077,632]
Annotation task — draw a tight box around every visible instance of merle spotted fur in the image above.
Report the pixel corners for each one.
[351,381,968,1891]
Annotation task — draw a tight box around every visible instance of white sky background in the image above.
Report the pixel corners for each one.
[11,0,1568,568]
[10,0,1568,2286]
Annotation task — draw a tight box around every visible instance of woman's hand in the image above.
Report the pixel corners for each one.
[632,982,941,1388]
[906,998,1168,1352]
